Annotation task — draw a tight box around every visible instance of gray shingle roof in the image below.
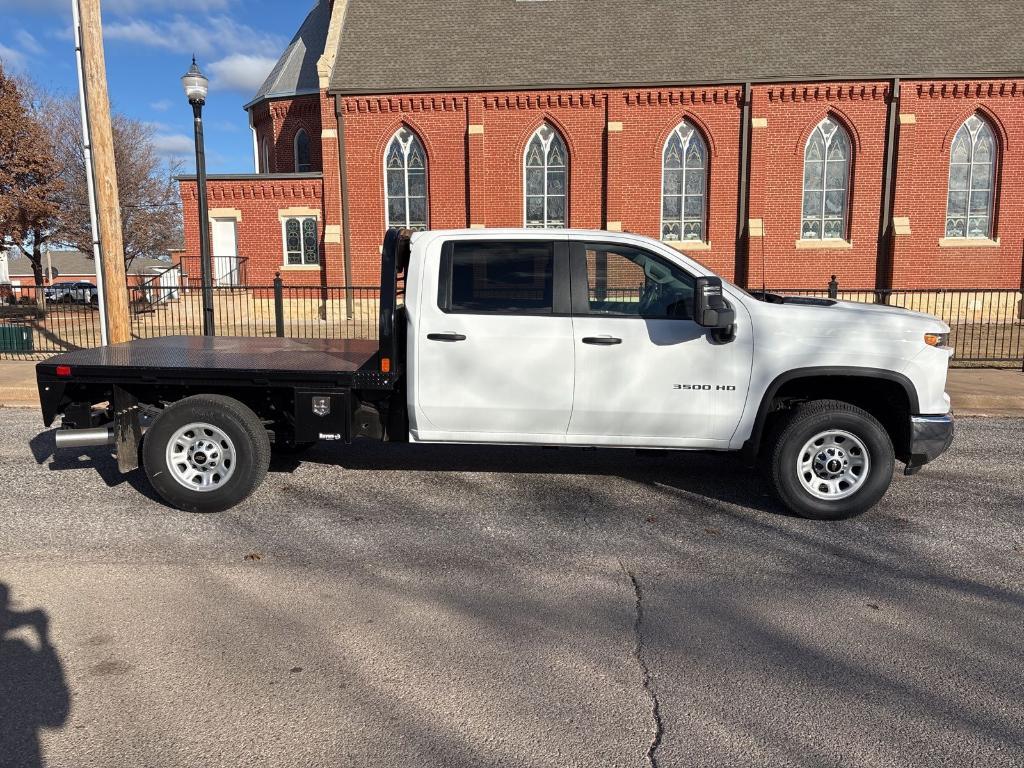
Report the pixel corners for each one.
[250,0,331,105]
[330,0,1024,95]
[7,251,174,278]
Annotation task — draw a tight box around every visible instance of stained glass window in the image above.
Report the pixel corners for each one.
[294,129,312,173]
[283,217,319,265]
[524,124,568,229]
[661,121,707,242]
[384,127,428,231]
[946,115,996,239]
[801,117,850,240]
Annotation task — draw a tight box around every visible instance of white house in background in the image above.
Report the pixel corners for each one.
[4,250,174,287]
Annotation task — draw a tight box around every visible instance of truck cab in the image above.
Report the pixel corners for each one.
[37,228,954,520]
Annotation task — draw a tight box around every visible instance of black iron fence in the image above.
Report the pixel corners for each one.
[1,278,1021,366]
[761,278,1024,366]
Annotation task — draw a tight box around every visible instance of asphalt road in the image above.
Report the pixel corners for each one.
[1,408,1022,768]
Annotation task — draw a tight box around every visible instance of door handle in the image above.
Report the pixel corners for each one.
[582,336,623,346]
[427,332,467,342]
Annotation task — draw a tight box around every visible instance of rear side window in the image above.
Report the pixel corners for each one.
[443,241,555,314]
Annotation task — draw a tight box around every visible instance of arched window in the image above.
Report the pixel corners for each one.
[946,114,996,239]
[524,124,568,229]
[261,137,270,174]
[802,117,850,240]
[384,127,428,231]
[661,121,707,242]
[294,129,312,173]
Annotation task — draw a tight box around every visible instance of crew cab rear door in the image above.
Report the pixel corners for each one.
[411,235,574,441]
[566,239,753,446]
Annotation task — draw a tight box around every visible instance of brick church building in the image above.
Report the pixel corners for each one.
[179,0,1024,291]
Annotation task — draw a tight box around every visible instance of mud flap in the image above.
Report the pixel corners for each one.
[113,386,142,473]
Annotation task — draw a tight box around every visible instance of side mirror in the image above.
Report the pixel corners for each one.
[694,276,736,329]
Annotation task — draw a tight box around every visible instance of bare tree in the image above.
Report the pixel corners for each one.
[45,94,183,270]
[0,65,63,295]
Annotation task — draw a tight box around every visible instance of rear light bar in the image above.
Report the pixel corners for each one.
[55,365,73,378]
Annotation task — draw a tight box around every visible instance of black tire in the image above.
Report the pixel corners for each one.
[766,399,894,520]
[143,395,271,513]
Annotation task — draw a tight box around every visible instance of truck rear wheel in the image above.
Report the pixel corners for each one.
[143,395,271,513]
[766,399,894,520]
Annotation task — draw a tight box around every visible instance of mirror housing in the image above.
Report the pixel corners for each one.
[694,276,736,329]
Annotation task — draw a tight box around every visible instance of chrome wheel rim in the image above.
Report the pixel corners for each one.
[797,429,870,501]
[166,422,236,493]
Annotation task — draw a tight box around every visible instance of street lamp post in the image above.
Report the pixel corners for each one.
[182,57,215,336]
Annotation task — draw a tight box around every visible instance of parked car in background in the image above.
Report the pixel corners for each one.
[45,282,98,305]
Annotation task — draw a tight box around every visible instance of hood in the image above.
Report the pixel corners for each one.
[750,293,949,331]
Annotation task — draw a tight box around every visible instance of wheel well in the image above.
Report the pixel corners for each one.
[756,375,912,460]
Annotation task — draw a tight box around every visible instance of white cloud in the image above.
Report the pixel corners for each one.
[15,30,44,55]
[0,0,234,12]
[152,133,195,160]
[150,98,172,112]
[0,42,27,71]
[103,14,285,59]
[207,53,276,95]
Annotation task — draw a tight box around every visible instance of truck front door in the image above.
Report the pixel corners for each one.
[567,240,753,446]
[413,237,575,440]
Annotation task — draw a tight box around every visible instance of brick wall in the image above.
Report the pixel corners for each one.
[890,80,1024,289]
[187,79,1024,291]
[253,95,323,174]
[179,176,327,286]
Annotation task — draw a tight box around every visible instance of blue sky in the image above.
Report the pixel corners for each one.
[0,0,312,174]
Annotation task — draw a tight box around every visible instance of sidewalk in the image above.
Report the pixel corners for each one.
[1,359,1022,416]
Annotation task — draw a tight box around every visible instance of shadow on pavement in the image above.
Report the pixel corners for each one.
[0,583,70,768]
[31,429,162,503]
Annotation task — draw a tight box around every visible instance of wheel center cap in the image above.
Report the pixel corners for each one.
[826,458,843,473]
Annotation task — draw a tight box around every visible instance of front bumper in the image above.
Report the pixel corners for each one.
[904,413,954,474]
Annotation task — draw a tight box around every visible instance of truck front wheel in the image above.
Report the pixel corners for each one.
[766,400,894,520]
[143,395,271,513]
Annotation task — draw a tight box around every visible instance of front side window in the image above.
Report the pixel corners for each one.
[524,124,568,229]
[294,129,312,173]
[661,121,707,242]
[582,243,694,320]
[444,241,555,314]
[946,114,996,239]
[385,127,428,231]
[802,117,850,240]
[283,216,319,265]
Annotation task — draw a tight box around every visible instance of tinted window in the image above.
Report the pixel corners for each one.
[446,241,554,314]
[583,243,694,319]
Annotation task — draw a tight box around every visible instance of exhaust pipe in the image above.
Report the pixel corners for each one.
[54,427,115,450]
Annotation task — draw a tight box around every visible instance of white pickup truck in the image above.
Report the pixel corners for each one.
[38,228,954,520]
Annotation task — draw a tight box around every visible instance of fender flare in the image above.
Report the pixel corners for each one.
[743,366,920,457]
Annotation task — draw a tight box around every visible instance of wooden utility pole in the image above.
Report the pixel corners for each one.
[77,0,130,344]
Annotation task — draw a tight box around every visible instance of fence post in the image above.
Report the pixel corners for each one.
[273,272,285,338]
[828,274,839,300]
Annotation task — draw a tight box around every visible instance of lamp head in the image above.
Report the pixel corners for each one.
[181,56,209,105]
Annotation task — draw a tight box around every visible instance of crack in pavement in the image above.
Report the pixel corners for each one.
[620,559,664,768]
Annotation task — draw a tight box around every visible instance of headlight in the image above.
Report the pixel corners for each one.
[924,332,951,348]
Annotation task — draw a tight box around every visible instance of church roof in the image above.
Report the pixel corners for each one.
[329,0,1024,95]
[249,0,332,106]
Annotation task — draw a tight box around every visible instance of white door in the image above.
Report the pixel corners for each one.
[211,218,238,286]
[567,240,753,447]
[157,268,180,301]
[412,237,575,441]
